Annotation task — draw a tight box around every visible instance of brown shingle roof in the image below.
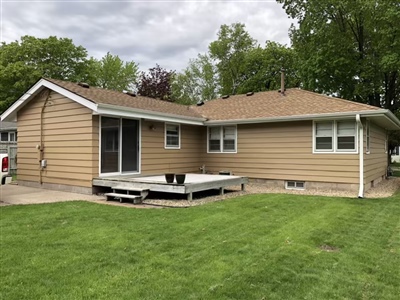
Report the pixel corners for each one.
[192,89,381,121]
[45,78,203,119]
[46,78,382,122]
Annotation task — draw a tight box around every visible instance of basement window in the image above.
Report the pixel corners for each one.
[285,181,305,190]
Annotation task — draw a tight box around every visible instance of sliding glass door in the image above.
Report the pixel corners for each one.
[101,117,139,174]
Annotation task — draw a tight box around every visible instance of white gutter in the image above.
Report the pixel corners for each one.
[204,110,387,126]
[356,114,364,198]
[96,103,206,125]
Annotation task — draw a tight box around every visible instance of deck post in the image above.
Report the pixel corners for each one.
[219,187,224,195]
[241,183,246,191]
[187,192,193,201]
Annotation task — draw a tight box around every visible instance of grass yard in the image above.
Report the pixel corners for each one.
[1,193,400,300]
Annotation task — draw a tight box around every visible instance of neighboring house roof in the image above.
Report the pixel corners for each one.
[1,78,399,130]
[0,121,17,131]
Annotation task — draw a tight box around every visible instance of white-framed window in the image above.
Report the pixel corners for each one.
[313,120,357,153]
[208,126,237,153]
[315,122,333,151]
[9,132,16,142]
[165,123,180,149]
[366,121,370,154]
[336,121,356,151]
[0,132,8,142]
[285,181,305,190]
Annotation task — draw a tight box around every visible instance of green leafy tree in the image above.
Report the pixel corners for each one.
[209,23,256,95]
[277,0,400,111]
[0,35,91,113]
[237,41,300,94]
[137,64,175,101]
[171,54,218,104]
[89,52,139,91]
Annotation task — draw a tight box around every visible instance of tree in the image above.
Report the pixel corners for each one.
[171,54,218,104]
[237,41,300,94]
[0,35,91,113]
[89,52,139,91]
[137,64,175,101]
[209,23,256,95]
[277,0,400,112]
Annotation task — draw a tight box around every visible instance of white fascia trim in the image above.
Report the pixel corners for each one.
[1,79,98,121]
[204,110,389,126]
[361,109,400,130]
[96,104,205,125]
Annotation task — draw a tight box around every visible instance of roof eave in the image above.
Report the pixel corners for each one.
[96,103,206,125]
[204,110,400,130]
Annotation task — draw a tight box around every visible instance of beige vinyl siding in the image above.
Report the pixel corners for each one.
[364,121,387,184]
[141,120,202,174]
[202,121,359,184]
[17,90,98,188]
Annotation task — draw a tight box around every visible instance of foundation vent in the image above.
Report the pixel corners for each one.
[246,92,254,96]
[77,82,90,88]
[221,95,230,99]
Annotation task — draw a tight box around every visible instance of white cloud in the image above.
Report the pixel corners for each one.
[1,1,296,72]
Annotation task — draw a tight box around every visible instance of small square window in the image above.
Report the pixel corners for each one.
[0,132,8,142]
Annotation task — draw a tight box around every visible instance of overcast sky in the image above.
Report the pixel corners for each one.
[1,0,296,72]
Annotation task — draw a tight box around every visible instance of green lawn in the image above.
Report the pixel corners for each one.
[1,193,400,300]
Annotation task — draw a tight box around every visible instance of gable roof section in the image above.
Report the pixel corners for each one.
[1,78,205,125]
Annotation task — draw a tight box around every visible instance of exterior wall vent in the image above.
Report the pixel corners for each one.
[77,82,89,88]
[246,92,254,96]
[285,181,305,190]
[221,95,230,99]
[197,100,204,106]
[219,170,232,175]
[126,91,136,97]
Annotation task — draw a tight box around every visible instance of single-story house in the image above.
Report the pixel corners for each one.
[1,78,399,197]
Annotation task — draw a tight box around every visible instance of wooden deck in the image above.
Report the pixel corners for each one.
[93,174,248,200]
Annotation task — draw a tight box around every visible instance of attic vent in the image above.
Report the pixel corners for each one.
[246,92,254,96]
[77,82,89,88]
[221,95,229,99]
[196,100,204,106]
[126,91,136,97]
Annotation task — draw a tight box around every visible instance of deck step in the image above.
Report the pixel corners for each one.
[111,186,150,200]
[113,186,149,192]
[105,192,143,204]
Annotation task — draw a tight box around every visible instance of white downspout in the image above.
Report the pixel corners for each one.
[356,114,364,198]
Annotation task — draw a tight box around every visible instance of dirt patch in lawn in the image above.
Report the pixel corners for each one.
[319,244,340,252]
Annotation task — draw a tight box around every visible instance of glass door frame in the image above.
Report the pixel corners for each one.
[99,115,141,177]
